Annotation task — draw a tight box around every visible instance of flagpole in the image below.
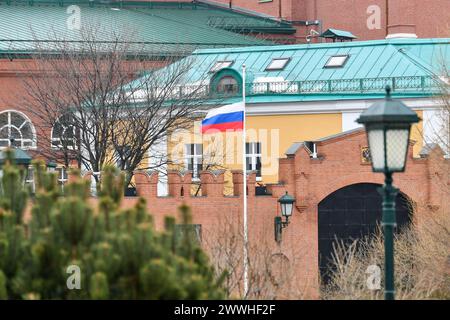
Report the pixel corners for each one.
[242,64,249,298]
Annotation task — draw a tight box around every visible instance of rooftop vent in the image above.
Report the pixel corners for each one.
[319,29,357,42]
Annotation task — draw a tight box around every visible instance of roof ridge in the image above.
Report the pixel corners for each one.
[129,7,264,44]
[194,0,282,22]
[0,0,292,28]
[396,46,444,76]
[284,128,365,155]
[0,2,273,54]
[193,38,450,55]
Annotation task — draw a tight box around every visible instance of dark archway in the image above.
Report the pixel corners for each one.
[318,183,412,282]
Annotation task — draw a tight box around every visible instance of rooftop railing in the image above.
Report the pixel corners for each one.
[206,16,290,30]
[248,75,441,95]
[141,75,443,102]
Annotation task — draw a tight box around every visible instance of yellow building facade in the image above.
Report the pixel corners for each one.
[165,111,424,194]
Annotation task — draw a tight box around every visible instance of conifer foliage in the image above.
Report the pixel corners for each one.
[0,150,225,299]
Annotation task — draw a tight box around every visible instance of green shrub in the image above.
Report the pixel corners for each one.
[0,150,225,299]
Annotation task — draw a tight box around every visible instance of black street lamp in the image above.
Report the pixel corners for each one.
[274,191,295,243]
[357,86,420,300]
[47,160,57,172]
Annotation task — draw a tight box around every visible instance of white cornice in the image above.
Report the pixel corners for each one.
[386,33,418,39]
[244,98,444,116]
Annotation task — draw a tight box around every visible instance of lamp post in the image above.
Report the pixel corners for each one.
[357,86,420,300]
[275,192,295,243]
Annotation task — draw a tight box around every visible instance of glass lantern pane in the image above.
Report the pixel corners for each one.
[386,129,409,171]
[368,129,385,171]
[284,203,293,216]
[62,168,68,180]
[26,167,34,181]
[280,203,286,216]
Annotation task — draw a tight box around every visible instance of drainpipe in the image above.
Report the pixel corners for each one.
[385,0,389,37]
[279,0,282,20]
[385,0,417,39]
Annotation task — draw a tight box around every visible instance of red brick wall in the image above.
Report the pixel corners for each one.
[212,0,450,41]
[64,1,449,41]
[0,58,168,158]
[84,128,448,298]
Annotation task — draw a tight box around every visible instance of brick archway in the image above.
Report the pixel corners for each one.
[317,182,412,281]
[312,168,422,209]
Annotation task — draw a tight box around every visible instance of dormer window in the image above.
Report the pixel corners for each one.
[210,68,241,97]
[210,60,234,73]
[324,55,349,68]
[266,58,290,71]
[216,76,238,95]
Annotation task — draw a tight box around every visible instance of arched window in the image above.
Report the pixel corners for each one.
[216,76,239,95]
[210,68,242,97]
[51,115,76,149]
[0,110,36,148]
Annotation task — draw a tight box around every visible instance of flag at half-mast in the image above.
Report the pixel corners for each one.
[201,102,244,133]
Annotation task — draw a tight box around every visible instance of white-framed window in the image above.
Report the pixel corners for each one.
[210,60,234,73]
[216,76,239,95]
[185,143,203,180]
[266,58,290,71]
[324,55,350,68]
[56,167,68,191]
[51,115,76,149]
[0,110,36,149]
[246,142,262,180]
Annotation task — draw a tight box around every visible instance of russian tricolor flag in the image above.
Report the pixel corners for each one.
[201,102,244,133]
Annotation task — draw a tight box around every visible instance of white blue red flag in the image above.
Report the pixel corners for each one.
[201,102,244,133]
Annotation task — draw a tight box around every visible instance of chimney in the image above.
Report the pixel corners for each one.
[386,0,417,39]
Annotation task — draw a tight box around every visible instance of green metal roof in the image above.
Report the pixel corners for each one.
[188,38,450,79]
[145,37,449,103]
[0,1,292,55]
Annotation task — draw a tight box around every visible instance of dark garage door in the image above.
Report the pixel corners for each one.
[318,183,411,281]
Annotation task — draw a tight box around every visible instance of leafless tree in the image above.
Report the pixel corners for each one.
[322,205,450,300]
[203,212,310,299]
[18,24,210,187]
[420,59,450,167]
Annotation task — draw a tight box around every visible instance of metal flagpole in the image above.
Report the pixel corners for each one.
[242,64,249,297]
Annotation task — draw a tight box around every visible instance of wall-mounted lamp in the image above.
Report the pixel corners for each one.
[275,191,295,243]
